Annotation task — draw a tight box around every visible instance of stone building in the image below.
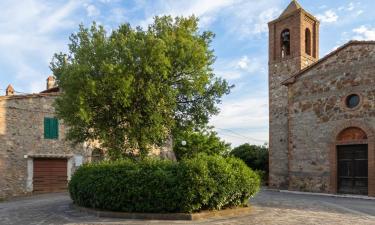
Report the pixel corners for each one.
[0,76,175,198]
[268,0,374,196]
[0,77,90,198]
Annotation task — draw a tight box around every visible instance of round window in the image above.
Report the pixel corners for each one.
[346,94,360,109]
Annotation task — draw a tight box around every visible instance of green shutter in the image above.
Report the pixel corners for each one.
[52,118,59,139]
[44,118,50,139]
[44,117,59,139]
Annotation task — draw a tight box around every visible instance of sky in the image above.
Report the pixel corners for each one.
[0,0,375,147]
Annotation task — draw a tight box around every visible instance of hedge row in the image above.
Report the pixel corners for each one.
[69,154,260,213]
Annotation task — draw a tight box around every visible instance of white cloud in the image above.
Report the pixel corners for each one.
[347,2,355,11]
[353,25,375,40]
[210,95,268,146]
[253,8,281,34]
[136,0,235,29]
[38,0,80,33]
[236,56,264,73]
[15,63,41,80]
[215,55,264,80]
[216,70,243,80]
[86,4,100,17]
[134,0,281,38]
[317,10,338,23]
[29,80,47,93]
[164,0,234,17]
[223,1,281,38]
[0,0,84,93]
[237,56,250,70]
[344,2,362,12]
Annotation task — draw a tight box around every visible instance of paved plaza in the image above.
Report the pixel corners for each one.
[0,190,374,225]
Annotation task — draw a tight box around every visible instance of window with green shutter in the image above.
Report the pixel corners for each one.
[44,117,59,139]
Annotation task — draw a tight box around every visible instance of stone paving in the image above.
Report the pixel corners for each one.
[0,190,374,225]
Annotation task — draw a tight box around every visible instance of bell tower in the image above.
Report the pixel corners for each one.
[268,0,319,189]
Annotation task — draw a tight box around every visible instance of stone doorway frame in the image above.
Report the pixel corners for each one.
[26,154,74,192]
[330,121,375,197]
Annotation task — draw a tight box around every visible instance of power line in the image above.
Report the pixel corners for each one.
[216,127,267,143]
[217,132,250,140]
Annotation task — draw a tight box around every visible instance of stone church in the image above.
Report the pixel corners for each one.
[268,0,374,196]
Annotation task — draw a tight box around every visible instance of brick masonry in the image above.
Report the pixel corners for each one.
[268,4,319,189]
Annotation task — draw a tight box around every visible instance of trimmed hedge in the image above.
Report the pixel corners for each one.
[69,154,260,213]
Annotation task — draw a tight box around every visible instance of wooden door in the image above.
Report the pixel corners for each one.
[337,145,368,195]
[33,158,68,193]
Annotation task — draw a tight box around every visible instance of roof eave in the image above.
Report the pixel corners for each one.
[0,92,60,100]
[281,40,375,86]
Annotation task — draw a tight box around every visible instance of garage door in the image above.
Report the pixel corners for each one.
[33,158,68,193]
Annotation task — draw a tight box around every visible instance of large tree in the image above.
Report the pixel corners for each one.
[51,16,232,158]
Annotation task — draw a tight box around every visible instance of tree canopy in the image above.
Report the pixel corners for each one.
[51,16,232,158]
[230,143,269,172]
[173,127,231,160]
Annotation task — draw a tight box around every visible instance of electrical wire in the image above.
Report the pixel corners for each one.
[216,127,267,143]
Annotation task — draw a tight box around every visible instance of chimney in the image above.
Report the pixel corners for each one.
[6,84,15,96]
[47,76,56,90]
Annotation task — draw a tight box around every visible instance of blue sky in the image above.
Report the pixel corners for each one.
[0,0,374,147]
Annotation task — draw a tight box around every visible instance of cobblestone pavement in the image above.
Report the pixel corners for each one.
[0,190,374,225]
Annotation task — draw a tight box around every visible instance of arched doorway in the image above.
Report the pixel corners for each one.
[336,127,368,195]
[331,123,375,197]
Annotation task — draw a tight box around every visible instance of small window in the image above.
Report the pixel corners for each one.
[281,29,291,58]
[92,149,104,162]
[346,94,360,109]
[305,28,311,55]
[44,117,59,139]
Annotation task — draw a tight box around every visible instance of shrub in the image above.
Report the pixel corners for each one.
[69,154,260,213]
[254,170,268,185]
[230,144,269,172]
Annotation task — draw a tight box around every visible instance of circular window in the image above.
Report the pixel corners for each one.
[346,94,360,109]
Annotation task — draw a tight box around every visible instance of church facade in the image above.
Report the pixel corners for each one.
[268,1,375,197]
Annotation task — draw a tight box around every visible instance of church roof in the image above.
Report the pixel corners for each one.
[280,0,302,17]
[282,40,375,85]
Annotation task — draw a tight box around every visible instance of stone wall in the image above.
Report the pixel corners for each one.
[287,43,375,194]
[0,94,88,198]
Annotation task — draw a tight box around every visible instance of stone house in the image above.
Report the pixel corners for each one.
[0,76,175,198]
[268,0,374,196]
[0,77,90,198]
